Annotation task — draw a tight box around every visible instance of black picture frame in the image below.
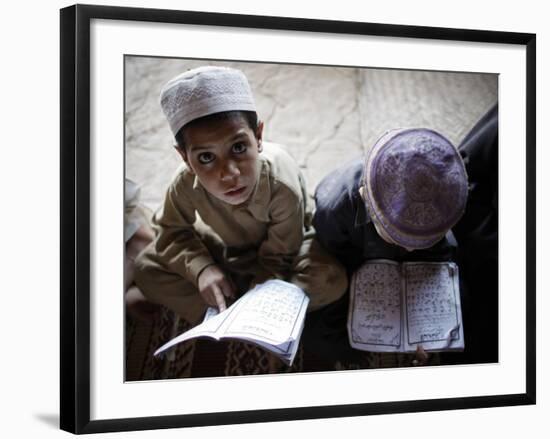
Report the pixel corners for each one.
[60,4,536,434]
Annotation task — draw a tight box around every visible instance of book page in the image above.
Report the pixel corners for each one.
[223,280,309,348]
[153,280,308,362]
[153,302,239,356]
[348,261,402,352]
[404,262,464,351]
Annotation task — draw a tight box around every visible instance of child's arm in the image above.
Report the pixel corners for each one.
[153,179,217,289]
[154,181,236,311]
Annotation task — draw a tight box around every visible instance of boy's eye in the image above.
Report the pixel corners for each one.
[232,143,247,154]
[197,152,215,164]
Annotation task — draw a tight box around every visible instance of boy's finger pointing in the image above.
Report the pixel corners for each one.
[221,278,236,298]
[212,284,227,312]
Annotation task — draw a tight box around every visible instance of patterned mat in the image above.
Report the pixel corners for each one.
[125,307,439,381]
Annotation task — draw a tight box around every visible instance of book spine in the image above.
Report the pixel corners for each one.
[400,263,406,353]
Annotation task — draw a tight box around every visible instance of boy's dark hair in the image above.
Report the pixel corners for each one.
[174,110,258,150]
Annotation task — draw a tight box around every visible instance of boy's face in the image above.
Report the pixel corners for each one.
[177,115,264,205]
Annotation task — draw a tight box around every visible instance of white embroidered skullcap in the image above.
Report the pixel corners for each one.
[160,66,257,136]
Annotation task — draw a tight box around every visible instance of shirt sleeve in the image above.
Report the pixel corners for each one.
[152,178,215,287]
[313,181,359,269]
[250,185,304,287]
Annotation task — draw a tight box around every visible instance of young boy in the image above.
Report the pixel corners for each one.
[134,66,348,327]
[312,107,498,364]
[313,128,468,267]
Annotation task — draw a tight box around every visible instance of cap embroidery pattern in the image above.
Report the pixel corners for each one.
[365,128,468,249]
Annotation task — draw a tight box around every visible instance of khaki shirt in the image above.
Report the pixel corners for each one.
[150,142,312,288]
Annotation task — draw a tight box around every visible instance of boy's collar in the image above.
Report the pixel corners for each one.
[245,158,270,216]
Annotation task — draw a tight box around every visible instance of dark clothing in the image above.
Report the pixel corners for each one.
[455,104,498,245]
[452,105,499,364]
[312,161,457,274]
[308,104,499,365]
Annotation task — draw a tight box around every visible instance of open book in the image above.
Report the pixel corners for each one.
[154,280,310,366]
[348,260,464,353]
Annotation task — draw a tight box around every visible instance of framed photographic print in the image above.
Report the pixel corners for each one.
[60,4,536,434]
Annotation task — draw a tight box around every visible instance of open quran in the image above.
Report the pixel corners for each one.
[154,280,309,366]
[348,260,464,353]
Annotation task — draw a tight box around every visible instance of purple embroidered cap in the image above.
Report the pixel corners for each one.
[364,128,468,250]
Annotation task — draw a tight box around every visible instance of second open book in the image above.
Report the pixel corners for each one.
[348,260,464,353]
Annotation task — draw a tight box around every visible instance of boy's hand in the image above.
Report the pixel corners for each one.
[412,345,430,366]
[197,265,235,312]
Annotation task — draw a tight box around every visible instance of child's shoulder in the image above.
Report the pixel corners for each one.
[260,142,303,197]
